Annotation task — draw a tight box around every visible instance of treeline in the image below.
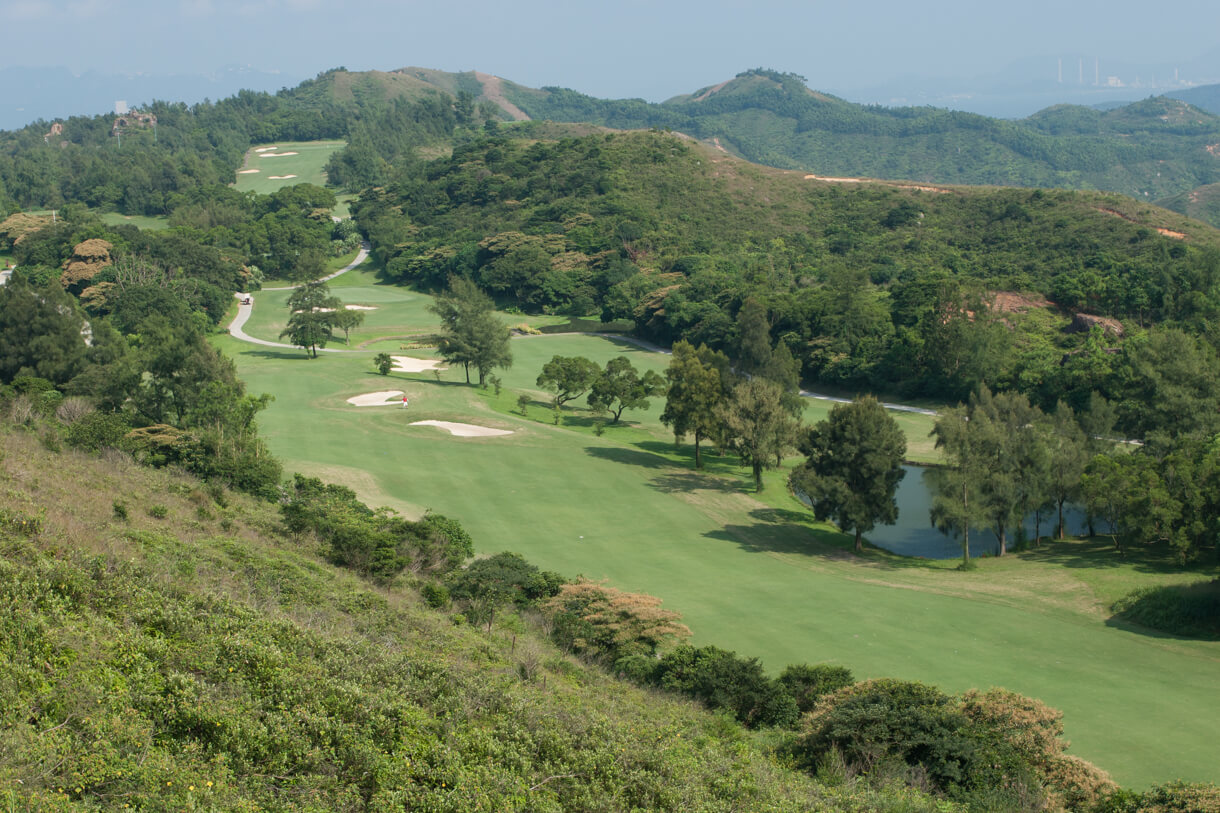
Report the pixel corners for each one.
[0,208,292,495]
[0,81,348,215]
[504,68,1220,205]
[354,129,1220,437]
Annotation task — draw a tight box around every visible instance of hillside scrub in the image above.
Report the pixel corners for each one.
[0,424,906,812]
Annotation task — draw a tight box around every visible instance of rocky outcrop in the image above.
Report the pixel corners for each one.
[1067,312,1125,339]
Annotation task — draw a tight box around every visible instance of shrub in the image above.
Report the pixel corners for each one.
[799,679,989,794]
[66,410,130,452]
[650,645,800,729]
[112,501,129,521]
[374,352,393,375]
[147,504,168,519]
[546,578,690,661]
[420,582,450,609]
[777,663,855,713]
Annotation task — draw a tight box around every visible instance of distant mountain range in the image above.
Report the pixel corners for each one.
[280,67,1220,224]
[0,65,301,130]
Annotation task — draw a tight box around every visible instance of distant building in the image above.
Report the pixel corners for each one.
[112,110,157,135]
[115,100,128,115]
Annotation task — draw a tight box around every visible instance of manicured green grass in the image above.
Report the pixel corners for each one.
[219,280,1220,789]
[99,212,169,230]
[234,141,345,195]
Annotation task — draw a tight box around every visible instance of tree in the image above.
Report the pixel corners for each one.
[429,276,512,386]
[931,386,1045,558]
[734,296,772,375]
[536,355,600,407]
[280,280,339,358]
[374,352,393,375]
[718,378,800,491]
[660,340,726,469]
[332,307,365,345]
[587,356,665,423]
[0,278,89,385]
[790,396,906,553]
[1046,401,1088,539]
[929,405,988,563]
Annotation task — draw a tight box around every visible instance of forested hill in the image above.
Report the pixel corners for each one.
[502,69,1220,213]
[355,129,1220,435]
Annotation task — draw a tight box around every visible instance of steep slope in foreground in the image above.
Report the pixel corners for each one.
[0,425,939,812]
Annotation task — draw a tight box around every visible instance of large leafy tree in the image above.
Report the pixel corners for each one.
[430,277,512,386]
[0,278,90,385]
[280,280,340,358]
[537,355,601,407]
[587,356,665,423]
[660,340,726,469]
[790,396,906,552]
[719,378,801,491]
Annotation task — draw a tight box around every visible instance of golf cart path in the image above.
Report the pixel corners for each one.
[227,243,368,351]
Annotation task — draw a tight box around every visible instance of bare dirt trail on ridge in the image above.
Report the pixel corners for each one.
[476,72,531,122]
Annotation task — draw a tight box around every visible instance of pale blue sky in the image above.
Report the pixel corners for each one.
[1,0,1218,100]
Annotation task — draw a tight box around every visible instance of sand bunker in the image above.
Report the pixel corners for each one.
[260,152,299,158]
[255,146,278,152]
[268,174,298,180]
[410,420,513,437]
[346,390,404,407]
[237,169,260,174]
[295,304,377,313]
[391,355,446,373]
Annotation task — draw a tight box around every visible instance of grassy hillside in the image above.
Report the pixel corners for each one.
[2,422,960,812]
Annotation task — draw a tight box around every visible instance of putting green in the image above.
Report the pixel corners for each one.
[220,278,1220,789]
[234,141,345,196]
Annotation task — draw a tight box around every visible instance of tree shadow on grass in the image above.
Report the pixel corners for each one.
[240,348,313,361]
[584,445,673,470]
[702,507,951,571]
[649,472,741,494]
[1015,536,1196,575]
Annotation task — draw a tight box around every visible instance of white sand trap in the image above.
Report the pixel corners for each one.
[345,304,376,310]
[255,146,278,152]
[260,152,299,157]
[410,420,513,437]
[346,390,404,407]
[268,174,298,180]
[238,169,260,174]
[391,355,446,373]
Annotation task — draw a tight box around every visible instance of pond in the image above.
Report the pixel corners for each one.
[799,465,1092,559]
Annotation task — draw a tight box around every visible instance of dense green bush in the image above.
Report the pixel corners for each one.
[777,663,855,713]
[1111,580,1220,639]
[647,645,801,729]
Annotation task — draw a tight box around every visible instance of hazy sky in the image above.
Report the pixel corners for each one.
[2,0,1219,100]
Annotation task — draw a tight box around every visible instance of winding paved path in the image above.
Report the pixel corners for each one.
[227,243,369,351]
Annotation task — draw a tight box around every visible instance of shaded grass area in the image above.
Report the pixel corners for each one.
[1111,579,1220,639]
[220,315,1220,787]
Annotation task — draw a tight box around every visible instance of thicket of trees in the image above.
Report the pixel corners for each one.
[353,129,1220,440]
